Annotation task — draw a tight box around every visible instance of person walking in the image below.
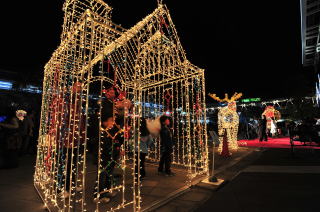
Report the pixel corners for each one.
[158,115,175,176]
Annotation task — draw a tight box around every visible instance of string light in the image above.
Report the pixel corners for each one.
[34,0,208,211]
[206,97,320,111]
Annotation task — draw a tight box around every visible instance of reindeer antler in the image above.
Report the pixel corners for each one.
[208,93,224,102]
[230,92,243,102]
[208,92,243,103]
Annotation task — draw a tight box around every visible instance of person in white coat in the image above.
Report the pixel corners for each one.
[270,117,277,138]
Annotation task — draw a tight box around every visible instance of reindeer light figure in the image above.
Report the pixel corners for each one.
[208,93,242,153]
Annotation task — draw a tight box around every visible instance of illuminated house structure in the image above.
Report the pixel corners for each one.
[34,0,208,211]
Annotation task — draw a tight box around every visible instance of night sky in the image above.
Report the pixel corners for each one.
[0,0,314,100]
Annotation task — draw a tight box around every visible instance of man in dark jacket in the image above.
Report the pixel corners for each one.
[258,115,268,141]
[158,115,174,176]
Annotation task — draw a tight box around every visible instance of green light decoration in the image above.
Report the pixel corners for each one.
[241,98,261,103]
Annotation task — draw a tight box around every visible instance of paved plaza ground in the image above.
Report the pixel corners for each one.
[0,147,253,212]
[1,144,319,212]
[195,148,320,212]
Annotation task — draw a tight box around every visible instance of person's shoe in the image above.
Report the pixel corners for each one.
[158,170,165,175]
[165,172,175,177]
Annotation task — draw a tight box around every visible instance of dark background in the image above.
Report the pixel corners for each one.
[0,0,313,100]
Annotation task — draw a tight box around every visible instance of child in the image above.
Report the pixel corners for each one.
[94,116,123,203]
[158,115,174,176]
